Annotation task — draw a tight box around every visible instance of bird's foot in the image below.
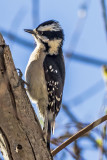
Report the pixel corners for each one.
[14,68,28,88]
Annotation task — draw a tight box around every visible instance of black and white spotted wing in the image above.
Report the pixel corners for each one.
[43,52,65,117]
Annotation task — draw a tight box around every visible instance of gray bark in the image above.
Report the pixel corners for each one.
[0,33,53,160]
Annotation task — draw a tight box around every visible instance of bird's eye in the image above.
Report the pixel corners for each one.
[39,31,43,35]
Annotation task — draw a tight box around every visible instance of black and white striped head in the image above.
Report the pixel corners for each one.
[24,20,64,54]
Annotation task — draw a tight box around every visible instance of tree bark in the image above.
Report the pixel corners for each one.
[0,33,53,160]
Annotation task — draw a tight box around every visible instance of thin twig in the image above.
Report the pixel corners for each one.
[101,0,107,37]
[51,115,107,156]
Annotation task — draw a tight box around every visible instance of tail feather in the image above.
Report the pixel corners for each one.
[47,120,51,150]
[43,111,55,150]
[47,119,55,149]
[51,120,55,135]
[43,117,51,150]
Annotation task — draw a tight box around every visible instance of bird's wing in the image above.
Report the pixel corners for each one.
[43,53,65,134]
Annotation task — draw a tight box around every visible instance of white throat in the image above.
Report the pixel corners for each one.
[48,39,62,55]
[34,36,62,55]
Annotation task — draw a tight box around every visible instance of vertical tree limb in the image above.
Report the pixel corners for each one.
[0,33,53,160]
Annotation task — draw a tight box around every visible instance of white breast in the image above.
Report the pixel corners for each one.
[25,48,48,116]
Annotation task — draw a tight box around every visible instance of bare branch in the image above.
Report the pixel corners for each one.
[51,115,107,156]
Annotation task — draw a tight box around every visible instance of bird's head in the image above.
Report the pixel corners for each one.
[24,20,64,54]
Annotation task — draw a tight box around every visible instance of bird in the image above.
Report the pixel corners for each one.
[24,20,65,149]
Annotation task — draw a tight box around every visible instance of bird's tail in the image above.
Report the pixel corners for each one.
[47,118,55,149]
[44,112,55,150]
[47,120,51,149]
[51,120,55,134]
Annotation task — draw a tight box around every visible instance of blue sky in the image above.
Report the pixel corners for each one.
[0,0,107,159]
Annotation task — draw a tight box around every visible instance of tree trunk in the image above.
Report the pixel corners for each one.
[0,33,53,160]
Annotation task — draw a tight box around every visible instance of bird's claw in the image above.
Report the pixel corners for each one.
[14,68,29,88]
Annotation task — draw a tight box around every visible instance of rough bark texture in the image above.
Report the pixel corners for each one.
[0,33,53,160]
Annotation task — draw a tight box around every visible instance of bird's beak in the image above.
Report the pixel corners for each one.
[24,29,35,34]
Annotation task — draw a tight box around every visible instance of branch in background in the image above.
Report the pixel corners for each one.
[62,105,107,157]
[8,7,27,49]
[51,115,107,156]
[68,0,91,51]
[64,79,103,106]
[51,130,107,157]
[9,7,27,33]
[32,0,39,27]
[1,29,107,66]
[62,105,79,124]
[66,53,107,66]
[65,147,78,159]
[101,0,107,37]
[0,29,34,48]
[51,138,78,160]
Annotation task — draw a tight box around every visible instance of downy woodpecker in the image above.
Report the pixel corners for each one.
[24,20,65,149]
